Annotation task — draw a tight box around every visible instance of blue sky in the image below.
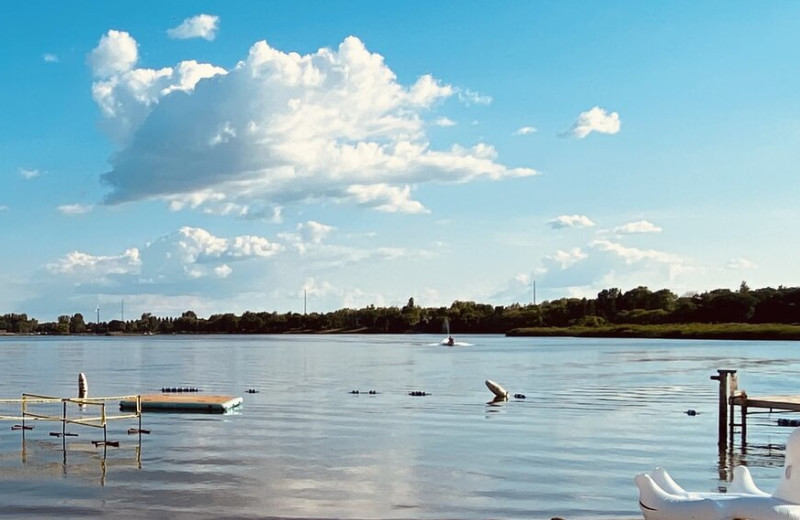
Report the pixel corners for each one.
[2,2,799,322]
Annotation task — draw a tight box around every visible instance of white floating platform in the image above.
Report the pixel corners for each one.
[119,394,243,413]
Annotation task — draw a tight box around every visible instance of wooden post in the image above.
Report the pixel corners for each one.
[711,369,737,448]
[741,396,748,446]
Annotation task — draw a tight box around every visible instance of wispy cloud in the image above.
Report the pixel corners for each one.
[547,214,595,229]
[57,204,93,215]
[590,239,681,266]
[726,258,757,270]
[457,88,492,106]
[42,53,59,63]
[613,220,662,234]
[513,126,537,136]
[19,168,40,180]
[433,117,456,127]
[547,247,588,269]
[167,14,220,41]
[562,106,621,139]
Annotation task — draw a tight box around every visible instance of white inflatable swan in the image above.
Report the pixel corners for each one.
[636,427,800,520]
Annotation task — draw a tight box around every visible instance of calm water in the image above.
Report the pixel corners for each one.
[0,334,799,519]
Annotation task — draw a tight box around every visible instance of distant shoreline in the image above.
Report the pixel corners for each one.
[506,323,800,341]
[4,323,800,341]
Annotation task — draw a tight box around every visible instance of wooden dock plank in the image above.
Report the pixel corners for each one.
[731,394,800,412]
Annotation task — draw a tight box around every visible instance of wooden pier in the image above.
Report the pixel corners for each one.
[713,369,800,447]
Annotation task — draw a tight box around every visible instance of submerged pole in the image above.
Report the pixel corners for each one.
[710,369,737,448]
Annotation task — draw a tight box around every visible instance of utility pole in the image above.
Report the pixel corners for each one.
[304,290,307,315]
[95,306,100,324]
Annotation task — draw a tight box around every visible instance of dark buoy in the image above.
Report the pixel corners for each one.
[513,393,526,399]
[685,409,699,416]
[162,386,200,393]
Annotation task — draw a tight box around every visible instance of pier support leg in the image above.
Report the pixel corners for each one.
[711,369,737,449]
[741,402,747,446]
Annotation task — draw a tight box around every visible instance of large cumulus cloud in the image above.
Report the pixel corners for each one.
[90,32,535,215]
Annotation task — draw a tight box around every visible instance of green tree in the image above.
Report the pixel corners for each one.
[240,311,264,333]
[56,315,70,335]
[69,313,86,334]
[401,297,421,329]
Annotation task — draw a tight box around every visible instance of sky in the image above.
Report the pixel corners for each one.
[1,2,799,322]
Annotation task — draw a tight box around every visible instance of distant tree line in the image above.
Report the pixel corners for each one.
[1,283,799,336]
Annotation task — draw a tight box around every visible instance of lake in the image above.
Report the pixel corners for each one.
[0,334,798,519]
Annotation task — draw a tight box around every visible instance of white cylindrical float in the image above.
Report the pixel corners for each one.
[78,372,88,408]
[485,379,509,400]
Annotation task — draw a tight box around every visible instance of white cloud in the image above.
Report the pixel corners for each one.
[170,226,283,263]
[42,53,58,63]
[347,184,429,214]
[214,264,232,278]
[46,248,141,277]
[726,258,757,270]
[40,227,282,297]
[457,88,492,106]
[57,203,93,215]
[278,221,337,255]
[613,220,662,234]
[0,205,9,212]
[302,277,335,297]
[26,225,402,319]
[547,214,596,229]
[562,106,621,139]
[590,239,682,266]
[513,126,537,136]
[19,168,40,180]
[529,237,691,299]
[547,248,588,269]
[91,34,534,215]
[434,117,456,127]
[91,59,227,144]
[167,14,220,41]
[89,30,138,78]
[301,221,335,244]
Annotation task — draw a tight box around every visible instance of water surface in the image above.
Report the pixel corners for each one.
[0,334,798,519]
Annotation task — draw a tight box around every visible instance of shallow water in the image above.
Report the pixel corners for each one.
[0,334,798,519]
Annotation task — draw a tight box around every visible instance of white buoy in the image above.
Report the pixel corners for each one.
[78,372,88,408]
[485,379,508,400]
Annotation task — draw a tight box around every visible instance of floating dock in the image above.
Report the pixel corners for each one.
[120,394,243,413]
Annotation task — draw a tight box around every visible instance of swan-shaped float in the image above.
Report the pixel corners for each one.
[636,427,800,520]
